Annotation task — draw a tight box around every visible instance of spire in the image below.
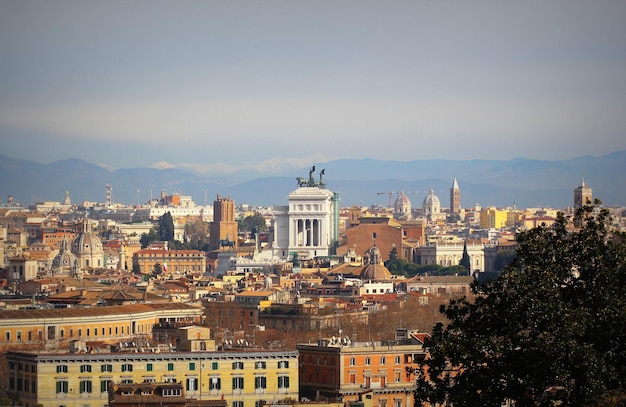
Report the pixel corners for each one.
[452,176,459,189]
[581,177,586,187]
[459,240,471,274]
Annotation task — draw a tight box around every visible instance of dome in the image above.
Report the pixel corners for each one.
[51,238,78,276]
[394,191,411,215]
[71,218,104,269]
[359,246,392,281]
[423,189,440,207]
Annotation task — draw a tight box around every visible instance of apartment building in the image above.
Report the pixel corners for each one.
[133,248,207,275]
[0,303,203,347]
[6,348,298,407]
[297,329,429,407]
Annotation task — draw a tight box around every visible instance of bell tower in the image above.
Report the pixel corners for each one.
[450,177,461,213]
[574,178,593,209]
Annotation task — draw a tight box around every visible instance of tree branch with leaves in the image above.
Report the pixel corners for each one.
[414,202,626,407]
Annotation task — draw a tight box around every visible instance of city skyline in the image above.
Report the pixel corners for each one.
[1,1,626,174]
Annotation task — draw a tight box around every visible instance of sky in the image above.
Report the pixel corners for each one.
[1,0,626,175]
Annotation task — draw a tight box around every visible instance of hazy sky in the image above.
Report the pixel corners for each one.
[1,0,625,173]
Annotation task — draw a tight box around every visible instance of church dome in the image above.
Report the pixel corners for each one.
[359,246,392,281]
[423,189,440,207]
[394,191,411,215]
[51,238,78,276]
[71,219,104,269]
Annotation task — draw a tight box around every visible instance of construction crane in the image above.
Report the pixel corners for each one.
[377,191,397,208]
[377,190,422,208]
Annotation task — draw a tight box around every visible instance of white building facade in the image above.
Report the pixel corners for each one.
[417,242,485,273]
[271,174,339,261]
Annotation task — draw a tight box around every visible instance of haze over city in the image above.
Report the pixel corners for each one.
[1,0,626,175]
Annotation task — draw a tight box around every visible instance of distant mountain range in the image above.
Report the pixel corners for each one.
[1,152,625,210]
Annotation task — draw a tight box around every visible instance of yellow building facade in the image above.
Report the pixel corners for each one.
[133,248,207,275]
[479,207,508,229]
[6,348,299,407]
[0,303,203,348]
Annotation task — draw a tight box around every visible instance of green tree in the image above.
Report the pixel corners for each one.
[140,228,159,248]
[493,251,516,272]
[184,218,210,250]
[158,211,175,241]
[414,203,626,407]
[239,213,267,233]
[389,246,398,262]
[153,262,163,277]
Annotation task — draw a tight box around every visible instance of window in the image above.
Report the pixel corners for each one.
[232,361,244,370]
[146,363,153,372]
[79,380,92,394]
[350,357,356,366]
[101,380,112,392]
[232,377,244,390]
[255,361,266,369]
[5,332,9,341]
[56,365,68,373]
[233,402,244,407]
[163,388,182,396]
[167,363,174,371]
[56,380,69,394]
[101,364,113,372]
[395,356,401,365]
[211,362,219,370]
[186,377,198,391]
[80,364,92,373]
[122,364,133,372]
[380,356,386,365]
[277,360,289,369]
[209,377,221,390]
[189,362,196,370]
[255,376,266,390]
[394,399,403,407]
[365,357,371,365]
[278,375,290,389]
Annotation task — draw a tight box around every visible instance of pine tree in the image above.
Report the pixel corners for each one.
[158,211,175,242]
